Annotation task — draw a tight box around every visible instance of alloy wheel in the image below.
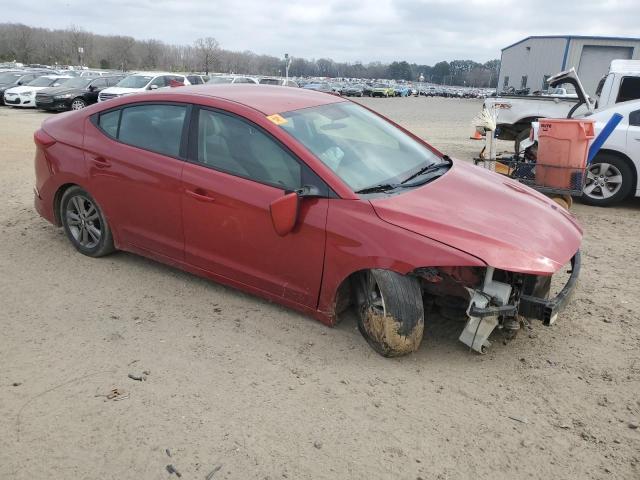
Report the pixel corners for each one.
[71,99,86,110]
[65,194,102,249]
[584,162,623,200]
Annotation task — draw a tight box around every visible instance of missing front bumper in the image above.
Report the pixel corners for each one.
[518,251,581,325]
[459,251,581,352]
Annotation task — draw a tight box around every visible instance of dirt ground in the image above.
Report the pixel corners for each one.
[1,97,639,480]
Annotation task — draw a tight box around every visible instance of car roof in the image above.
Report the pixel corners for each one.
[164,84,345,115]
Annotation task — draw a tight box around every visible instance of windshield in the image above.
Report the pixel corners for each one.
[279,102,443,191]
[0,72,24,83]
[116,75,153,88]
[60,77,93,89]
[27,77,66,87]
[208,77,234,84]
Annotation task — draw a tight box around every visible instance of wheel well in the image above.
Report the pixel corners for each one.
[593,149,638,195]
[53,183,78,226]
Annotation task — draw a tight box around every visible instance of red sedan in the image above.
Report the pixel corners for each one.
[34,85,582,356]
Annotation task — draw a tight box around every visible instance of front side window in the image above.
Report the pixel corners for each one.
[90,78,107,89]
[196,109,301,189]
[63,77,93,89]
[616,77,640,103]
[234,77,254,84]
[187,75,202,85]
[279,102,443,192]
[148,76,167,89]
[115,104,187,157]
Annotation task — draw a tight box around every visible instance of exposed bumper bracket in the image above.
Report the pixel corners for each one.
[518,251,581,325]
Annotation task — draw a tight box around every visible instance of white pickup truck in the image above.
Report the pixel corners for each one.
[484,60,640,152]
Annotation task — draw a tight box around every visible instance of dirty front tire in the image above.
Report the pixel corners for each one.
[60,186,115,257]
[355,270,424,357]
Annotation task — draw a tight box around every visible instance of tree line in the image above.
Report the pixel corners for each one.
[0,23,499,87]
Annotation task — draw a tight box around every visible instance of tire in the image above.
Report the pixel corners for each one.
[355,270,424,357]
[60,186,115,257]
[582,153,633,206]
[70,98,87,110]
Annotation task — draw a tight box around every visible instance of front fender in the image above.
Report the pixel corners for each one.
[316,199,486,324]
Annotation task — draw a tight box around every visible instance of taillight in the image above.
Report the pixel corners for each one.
[34,129,56,148]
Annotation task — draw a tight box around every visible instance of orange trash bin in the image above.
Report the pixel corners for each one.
[536,118,595,191]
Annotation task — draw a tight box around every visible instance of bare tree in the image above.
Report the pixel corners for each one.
[193,37,219,74]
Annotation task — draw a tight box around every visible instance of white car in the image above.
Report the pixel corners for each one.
[3,75,72,107]
[207,75,259,85]
[531,99,640,206]
[581,100,640,206]
[98,73,191,102]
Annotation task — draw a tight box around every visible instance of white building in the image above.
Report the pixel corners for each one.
[498,36,640,96]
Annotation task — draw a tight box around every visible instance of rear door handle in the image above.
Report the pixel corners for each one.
[185,188,215,202]
[92,156,111,168]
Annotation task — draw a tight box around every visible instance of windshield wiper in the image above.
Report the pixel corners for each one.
[355,183,399,194]
[400,156,452,185]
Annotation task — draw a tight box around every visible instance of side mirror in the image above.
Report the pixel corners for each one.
[149,84,159,90]
[269,192,300,236]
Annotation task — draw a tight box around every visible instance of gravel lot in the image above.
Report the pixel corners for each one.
[1,97,639,480]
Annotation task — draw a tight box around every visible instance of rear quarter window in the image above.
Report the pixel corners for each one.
[98,110,120,137]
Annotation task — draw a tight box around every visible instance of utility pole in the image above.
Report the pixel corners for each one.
[284,53,291,82]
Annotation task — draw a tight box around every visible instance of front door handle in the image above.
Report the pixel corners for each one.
[91,156,111,168]
[185,188,215,202]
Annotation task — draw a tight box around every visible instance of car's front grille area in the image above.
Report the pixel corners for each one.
[99,93,119,102]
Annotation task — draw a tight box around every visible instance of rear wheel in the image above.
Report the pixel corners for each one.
[582,153,633,206]
[60,186,115,257]
[355,270,424,357]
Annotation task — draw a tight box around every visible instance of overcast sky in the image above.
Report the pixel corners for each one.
[6,0,638,64]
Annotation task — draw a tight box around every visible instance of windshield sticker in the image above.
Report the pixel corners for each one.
[266,114,288,125]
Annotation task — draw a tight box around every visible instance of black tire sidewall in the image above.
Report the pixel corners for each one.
[60,186,114,257]
[582,154,633,206]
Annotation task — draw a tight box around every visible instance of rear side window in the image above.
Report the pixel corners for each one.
[616,77,640,103]
[630,110,640,127]
[98,110,120,138]
[187,75,202,85]
[118,104,187,157]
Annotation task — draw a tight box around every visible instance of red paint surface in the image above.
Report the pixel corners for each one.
[34,86,582,325]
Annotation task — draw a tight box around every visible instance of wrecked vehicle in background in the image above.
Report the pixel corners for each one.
[33,85,582,357]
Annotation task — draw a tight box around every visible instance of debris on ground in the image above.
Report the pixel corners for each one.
[166,448,172,457]
[205,464,223,480]
[128,370,150,382]
[94,388,129,401]
[508,415,529,424]
[12,382,22,387]
[166,464,182,477]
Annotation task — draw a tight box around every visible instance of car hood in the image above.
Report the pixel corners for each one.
[39,86,83,96]
[101,87,145,95]
[370,160,582,275]
[4,85,49,94]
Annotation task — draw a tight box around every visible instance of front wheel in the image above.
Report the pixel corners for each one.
[582,153,633,206]
[355,270,424,357]
[70,98,87,110]
[61,186,115,257]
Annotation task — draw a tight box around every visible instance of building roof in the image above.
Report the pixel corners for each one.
[502,35,640,51]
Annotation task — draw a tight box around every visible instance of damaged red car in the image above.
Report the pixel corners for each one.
[33,85,582,356]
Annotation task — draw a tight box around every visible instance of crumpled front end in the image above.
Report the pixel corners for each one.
[415,251,580,353]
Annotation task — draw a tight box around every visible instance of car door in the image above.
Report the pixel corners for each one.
[627,109,640,184]
[85,102,189,260]
[181,106,329,307]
